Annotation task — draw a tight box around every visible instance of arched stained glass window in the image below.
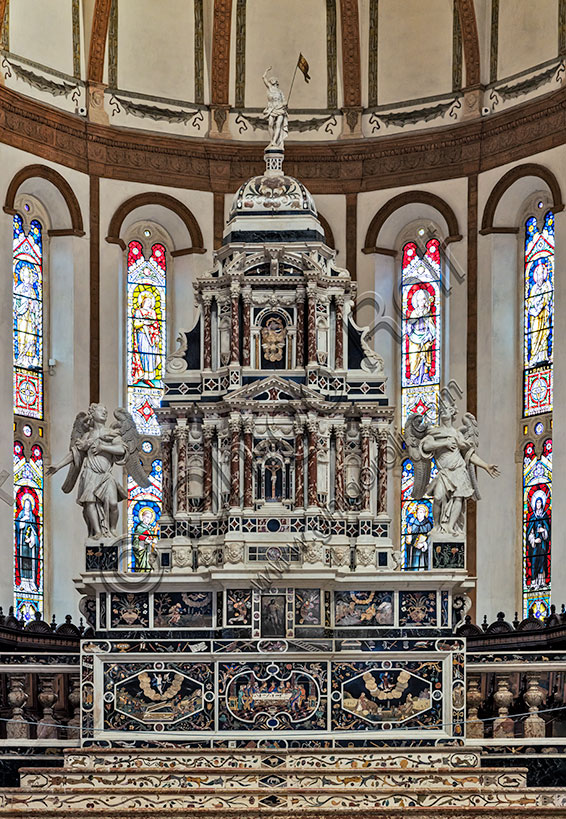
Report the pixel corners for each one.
[126,240,166,571]
[12,215,45,619]
[522,439,552,617]
[522,210,553,617]
[400,238,441,571]
[523,212,554,416]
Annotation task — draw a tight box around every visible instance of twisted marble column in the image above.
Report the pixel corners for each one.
[202,425,214,513]
[202,293,212,370]
[307,418,318,507]
[229,416,241,507]
[243,415,253,509]
[334,424,345,512]
[294,421,305,508]
[335,295,344,369]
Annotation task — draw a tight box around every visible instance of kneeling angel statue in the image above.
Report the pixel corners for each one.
[404,395,499,537]
[47,403,150,539]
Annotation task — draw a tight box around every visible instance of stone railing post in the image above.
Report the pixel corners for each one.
[466,676,484,739]
[524,671,546,738]
[6,674,29,739]
[493,674,514,739]
[37,675,59,739]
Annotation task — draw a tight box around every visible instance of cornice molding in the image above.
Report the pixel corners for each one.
[1,84,566,194]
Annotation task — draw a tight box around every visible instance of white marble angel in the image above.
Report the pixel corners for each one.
[404,395,499,537]
[262,66,289,149]
[47,403,150,539]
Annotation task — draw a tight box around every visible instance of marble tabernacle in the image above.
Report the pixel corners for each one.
[75,138,475,748]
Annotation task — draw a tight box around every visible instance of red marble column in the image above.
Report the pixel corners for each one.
[242,288,251,367]
[229,418,241,507]
[230,285,240,365]
[307,420,318,507]
[294,423,305,508]
[160,428,173,516]
[335,296,344,369]
[202,426,213,512]
[243,418,253,508]
[334,425,345,512]
[377,430,387,515]
[174,424,188,513]
[202,295,212,370]
[360,422,371,511]
[296,288,305,367]
[307,283,317,366]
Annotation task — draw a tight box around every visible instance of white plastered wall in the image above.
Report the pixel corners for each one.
[0,144,90,621]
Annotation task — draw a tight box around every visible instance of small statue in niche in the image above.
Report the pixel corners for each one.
[47,404,150,539]
[261,315,286,362]
[404,394,499,537]
[262,67,289,150]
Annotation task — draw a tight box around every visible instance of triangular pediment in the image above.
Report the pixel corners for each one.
[223,374,322,407]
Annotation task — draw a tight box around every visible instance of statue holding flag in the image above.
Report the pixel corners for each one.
[262,55,310,150]
[262,67,289,149]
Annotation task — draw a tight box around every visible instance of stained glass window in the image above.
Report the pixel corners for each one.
[522,439,552,618]
[400,239,441,570]
[523,212,554,416]
[13,216,43,420]
[13,214,45,620]
[13,442,44,620]
[126,241,166,571]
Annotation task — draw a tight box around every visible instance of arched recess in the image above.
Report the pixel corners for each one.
[106,193,206,256]
[481,164,564,234]
[317,211,336,250]
[4,165,84,236]
[362,191,462,254]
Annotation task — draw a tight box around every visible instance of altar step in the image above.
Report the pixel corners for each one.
[19,765,527,791]
[0,747,565,816]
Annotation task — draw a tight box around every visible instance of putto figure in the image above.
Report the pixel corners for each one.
[404,394,499,537]
[262,67,289,149]
[47,404,150,539]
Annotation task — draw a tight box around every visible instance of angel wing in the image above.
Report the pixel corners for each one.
[404,413,432,499]
[61,411,89,494]
[459,412,481,500]
[113,408,151,488]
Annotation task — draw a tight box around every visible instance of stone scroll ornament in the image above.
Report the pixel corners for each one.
[47,404,150,539]
[404,395,499,537]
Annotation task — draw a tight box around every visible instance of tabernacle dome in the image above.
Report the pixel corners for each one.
[0,0,566,814]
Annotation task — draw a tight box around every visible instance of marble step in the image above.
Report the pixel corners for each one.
[63,747,483,771]
[19,765,527,791]
[0,785,563,812]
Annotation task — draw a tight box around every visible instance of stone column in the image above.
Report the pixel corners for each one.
[6,675,29,739]
[202,424,214,513]
[202,293,212,370]
[377,428,388,516]
[334,424,345,512]
[174,422,189,514]
[307,417,318,508]
[160,428,173,517]
[229,415,241,508]
[296,287,305,367]
[360,420,371,512]
[295,420,305,509]
[307,282,317,366]
[243,415,253,509]
[242,286,252,367]
[335,295,344,369]
[230,282,240,365]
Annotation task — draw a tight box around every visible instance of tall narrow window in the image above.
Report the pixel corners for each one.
[126,240,166,571]
[13,215,45,618]
[522,210,553,617]
[400,238,441,571]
